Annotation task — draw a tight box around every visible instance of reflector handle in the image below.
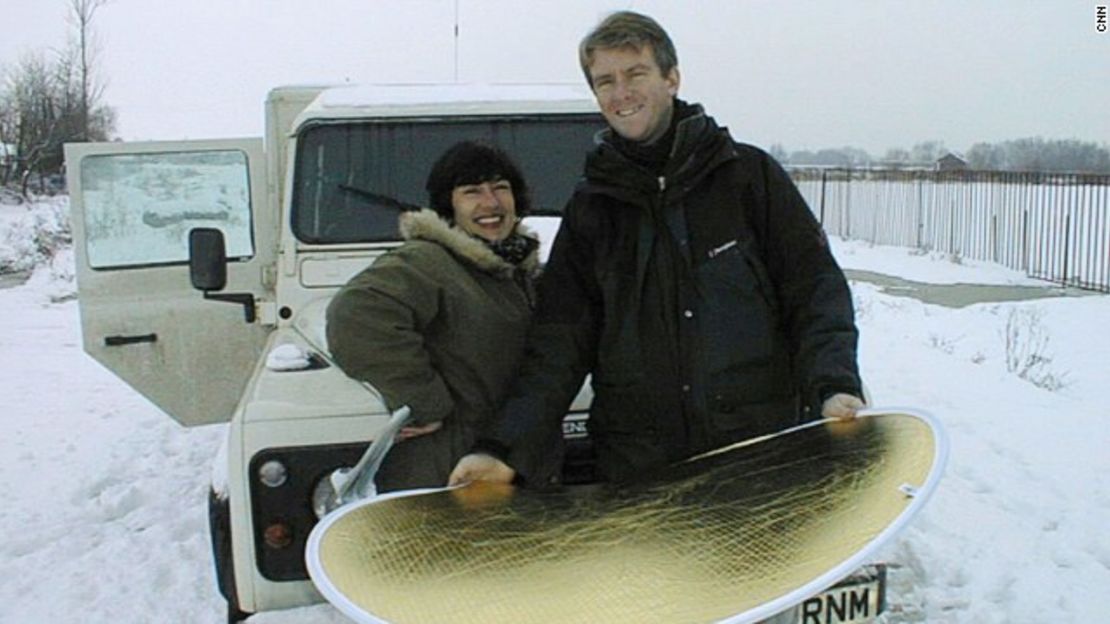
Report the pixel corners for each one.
[335,406,412,504]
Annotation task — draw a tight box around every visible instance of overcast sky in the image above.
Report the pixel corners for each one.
[3,0,1108,155]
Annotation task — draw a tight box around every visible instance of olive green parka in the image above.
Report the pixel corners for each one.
[326,209,540,492]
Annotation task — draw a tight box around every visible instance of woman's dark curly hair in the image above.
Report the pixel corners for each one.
[425,141,532,221]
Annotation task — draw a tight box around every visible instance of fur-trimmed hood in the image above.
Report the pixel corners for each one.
[398,209,540,278]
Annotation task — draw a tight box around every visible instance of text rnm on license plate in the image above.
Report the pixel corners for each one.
[797,578,881,624]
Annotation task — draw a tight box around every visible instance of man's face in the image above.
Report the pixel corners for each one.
[588,45,679,144]
[450,178,517,242]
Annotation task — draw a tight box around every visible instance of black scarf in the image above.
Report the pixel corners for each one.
[484,231,538,266]
[606,98,694,176]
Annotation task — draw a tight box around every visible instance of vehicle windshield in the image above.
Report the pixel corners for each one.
[291,114,604,244]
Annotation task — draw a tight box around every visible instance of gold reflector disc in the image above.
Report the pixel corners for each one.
[309,411,943,624]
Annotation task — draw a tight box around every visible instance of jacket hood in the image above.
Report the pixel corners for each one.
[398,209,540,278]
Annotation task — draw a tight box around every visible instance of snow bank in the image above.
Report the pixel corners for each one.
[830,237,1044,286]
[0,195,76,302]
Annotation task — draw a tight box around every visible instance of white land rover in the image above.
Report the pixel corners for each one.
[64,84,885,623]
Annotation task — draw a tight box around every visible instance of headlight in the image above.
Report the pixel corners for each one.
[258,460,287,488]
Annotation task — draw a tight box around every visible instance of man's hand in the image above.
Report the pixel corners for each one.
[397,420,443,440]
[821,393,865,420]
[448,453,515,487]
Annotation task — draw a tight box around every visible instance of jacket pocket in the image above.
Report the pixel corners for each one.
[707,382,799,442]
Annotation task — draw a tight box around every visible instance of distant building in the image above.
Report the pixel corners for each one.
[936,152,968,171]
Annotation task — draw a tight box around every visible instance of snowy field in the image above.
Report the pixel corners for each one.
[2,198,1109,623]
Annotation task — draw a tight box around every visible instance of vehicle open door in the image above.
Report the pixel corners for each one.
[65,139,277,426]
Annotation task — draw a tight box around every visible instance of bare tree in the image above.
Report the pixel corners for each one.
[909,140,947,165]
[0,1,115,195]
[67,0,110,142]
[768,143,789,164]
[881,147,910,167]
[6,52,65,195]
[0,85,17,186]
[966,142,1006,170]
[966,138,1110,174]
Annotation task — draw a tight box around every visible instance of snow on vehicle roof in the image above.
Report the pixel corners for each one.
[294,83,598,128]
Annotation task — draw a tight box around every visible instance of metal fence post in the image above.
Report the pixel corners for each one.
[1062,212,1071,288]
[819,169,827,226]
[1022,209,1029,273]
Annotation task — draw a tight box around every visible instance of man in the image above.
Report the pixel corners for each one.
[451,11,863,487]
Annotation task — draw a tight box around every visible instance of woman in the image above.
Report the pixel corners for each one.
[326,141,542,492]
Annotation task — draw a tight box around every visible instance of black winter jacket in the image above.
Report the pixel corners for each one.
[492,104,861,484]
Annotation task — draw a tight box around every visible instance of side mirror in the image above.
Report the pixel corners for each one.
[187,227,255,323]
[189,227,227,291]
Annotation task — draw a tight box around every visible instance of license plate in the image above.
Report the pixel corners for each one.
[796,564,885,624]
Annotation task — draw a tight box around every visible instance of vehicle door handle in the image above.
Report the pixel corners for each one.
[104,333,158,346]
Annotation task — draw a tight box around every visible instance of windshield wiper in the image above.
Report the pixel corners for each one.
[338,184,423,212]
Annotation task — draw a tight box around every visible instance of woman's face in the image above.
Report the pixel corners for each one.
[450,178,517,242]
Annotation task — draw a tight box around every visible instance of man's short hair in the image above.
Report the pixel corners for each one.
[425,141,532,221]
[578,11,678,88]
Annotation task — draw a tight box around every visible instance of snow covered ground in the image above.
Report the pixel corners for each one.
[1,199,1109,623]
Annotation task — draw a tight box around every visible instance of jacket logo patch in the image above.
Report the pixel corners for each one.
[707,239,739,258]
